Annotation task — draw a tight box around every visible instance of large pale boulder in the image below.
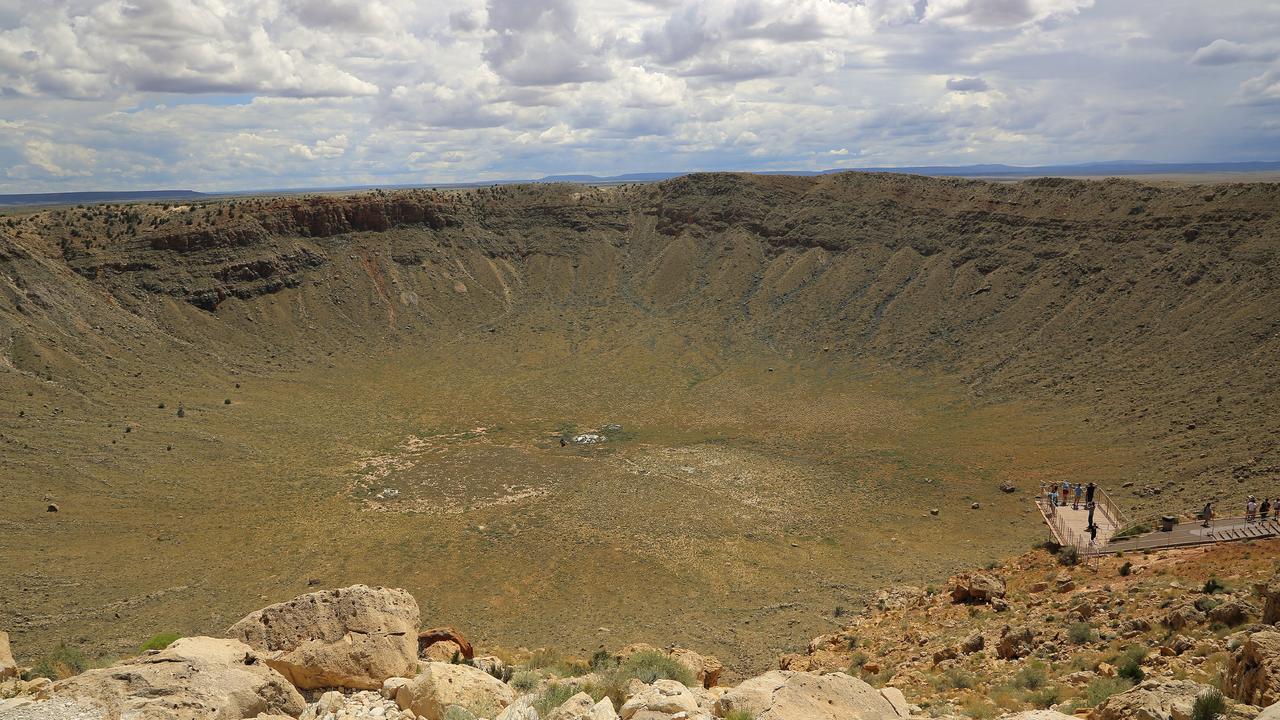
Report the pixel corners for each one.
[714,670,899,720]
[0,631,16,679]
[395,661,515,720]
[1227,630,1280,705]
[228,584,420,690]
[547,691,620,720]
[48,636,305,720]
[1093,678,1230,720]
[618,679,710,720]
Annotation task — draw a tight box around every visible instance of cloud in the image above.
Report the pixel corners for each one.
[482,0,612,86]
[946,76,990,92]
[1237,67,1280,106]
[1190,39,1278,66]
[925,0,1095,30]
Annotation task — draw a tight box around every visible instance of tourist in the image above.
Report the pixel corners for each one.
[1087,501,1096,528]
[1261,498,1271,522]
[1061,480,1071,505]
[1073,483,1083,510]
[1088,523,1098,544]
[1048,487,1059,509]
[1202,501,1214,528]
[1247,497,1258,523]
[1086,482,1096,505]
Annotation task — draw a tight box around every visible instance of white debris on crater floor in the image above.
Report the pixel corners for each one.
[573,433,605,444]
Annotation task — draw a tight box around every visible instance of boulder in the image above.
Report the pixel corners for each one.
[949,573,1006,604]
[1093,678,1230,720]
[1259,700,1280,720]
[960,633,985,654]
[619,679,709,719]
[418,626,474,661]
[48,636,305,720]
[1227,630,1280,705]
[421,640,464,663]
[547,691,619,720]
[714,670,899,720]
[0,631,16,679]
[778,650,847,673]
[495,694,539,720]
[879,687,910,717]
[395,661,516,720]
[996,626,1035,660]
[1163,602,1206,630]
[228,584,420,690]
[1209,600,1256,627]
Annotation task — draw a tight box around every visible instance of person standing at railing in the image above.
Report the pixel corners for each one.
[1262,498,1272,522]
[1073,483,1083,510]
[1061,480,1071,506]
[1086,482,1096,505]
[1247,496,1258,523]
[1048,487,1060,510]
[1202,501,1214,528]
[1087,501,1096,529]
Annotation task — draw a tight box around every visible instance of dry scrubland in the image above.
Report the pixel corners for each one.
[0,172,1277,688]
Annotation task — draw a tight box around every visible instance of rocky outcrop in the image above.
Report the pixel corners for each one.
[1258,578,1280,625]
[1094,678,1240,720]
[48,636,305,719]
[949,572,1005,604]
[1209,599,1256,627]
[1227,629,1280,706]
[0,631,16,679]
[615,644,723,688]
[227,585,420,690]
[394,662,515,720]
[996,626,1035,660]
[714,670,899,720]
[546,691,619,720]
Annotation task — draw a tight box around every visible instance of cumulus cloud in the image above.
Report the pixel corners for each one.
[946,76,989,92]
[0,0,1276,192]
[1190,39,1278,66]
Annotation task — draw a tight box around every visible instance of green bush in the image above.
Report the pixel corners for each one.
[511,670,539,692]
[1085,677,1133,706]
[1203,578,1226,594]
[723,711,754,720]
[848,651,869,672]
[1119,561,1132,577]
[1113,524,1150,540]
[589,649,616,672]
[961,698,996,719]
[1118,660,1145,684]
[533,683,578,717]
[139,633,180,652]
[1192,689,1227,720]
[27,643,87,680]
[1068,622,1096,645]
[1015,661,1049,690]
[1058,546,1080,567]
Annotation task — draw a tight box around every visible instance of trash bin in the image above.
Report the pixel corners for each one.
[1161,515,1177,532]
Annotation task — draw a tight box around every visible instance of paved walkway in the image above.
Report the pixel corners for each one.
[1037,499,1120,548]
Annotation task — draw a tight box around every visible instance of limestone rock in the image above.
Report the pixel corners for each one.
[48,636,305,720]
[547,691,619,720]
[1227,630,1280,706]
[0,631,16,679]
[228,584,420,690]
[619,679,709,720]
[1258,578,1280,625]
[1093,678,1224,720]
[715,670,899,720]
[1163,602,1206,630]
[1209,599,1256,627]
[879,687,910,717]
[418,627,474,661]
[949,573,1006,604]
[960,633,985,654]
[395,661,515,720]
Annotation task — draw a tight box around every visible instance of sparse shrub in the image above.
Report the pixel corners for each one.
[939,667,975,690]
[1068,622,1096,645]
[27,643,87,680]
[848,651,868,673]
[1015,661,1048,690]
[1195,596,1222,613]
[1203,578,1226,594]
[1058,546,1080,566]
[1118,659,1145,684]
[961,697,996,719]
[1085,677,1133,706]
[1113,524,1150,540]
[1192,689,1227,720]
[511,670,539,692]
[1119,561,1132,577]
[588,648,615,672]
[442,707,477,720]
[618,650,694,686]
[1024,685,1061,709]
[139,633,180,652]
[723,711,754,720]
[533,683,578,716]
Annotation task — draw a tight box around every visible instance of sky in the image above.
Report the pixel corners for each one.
[0,0,1278,192]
